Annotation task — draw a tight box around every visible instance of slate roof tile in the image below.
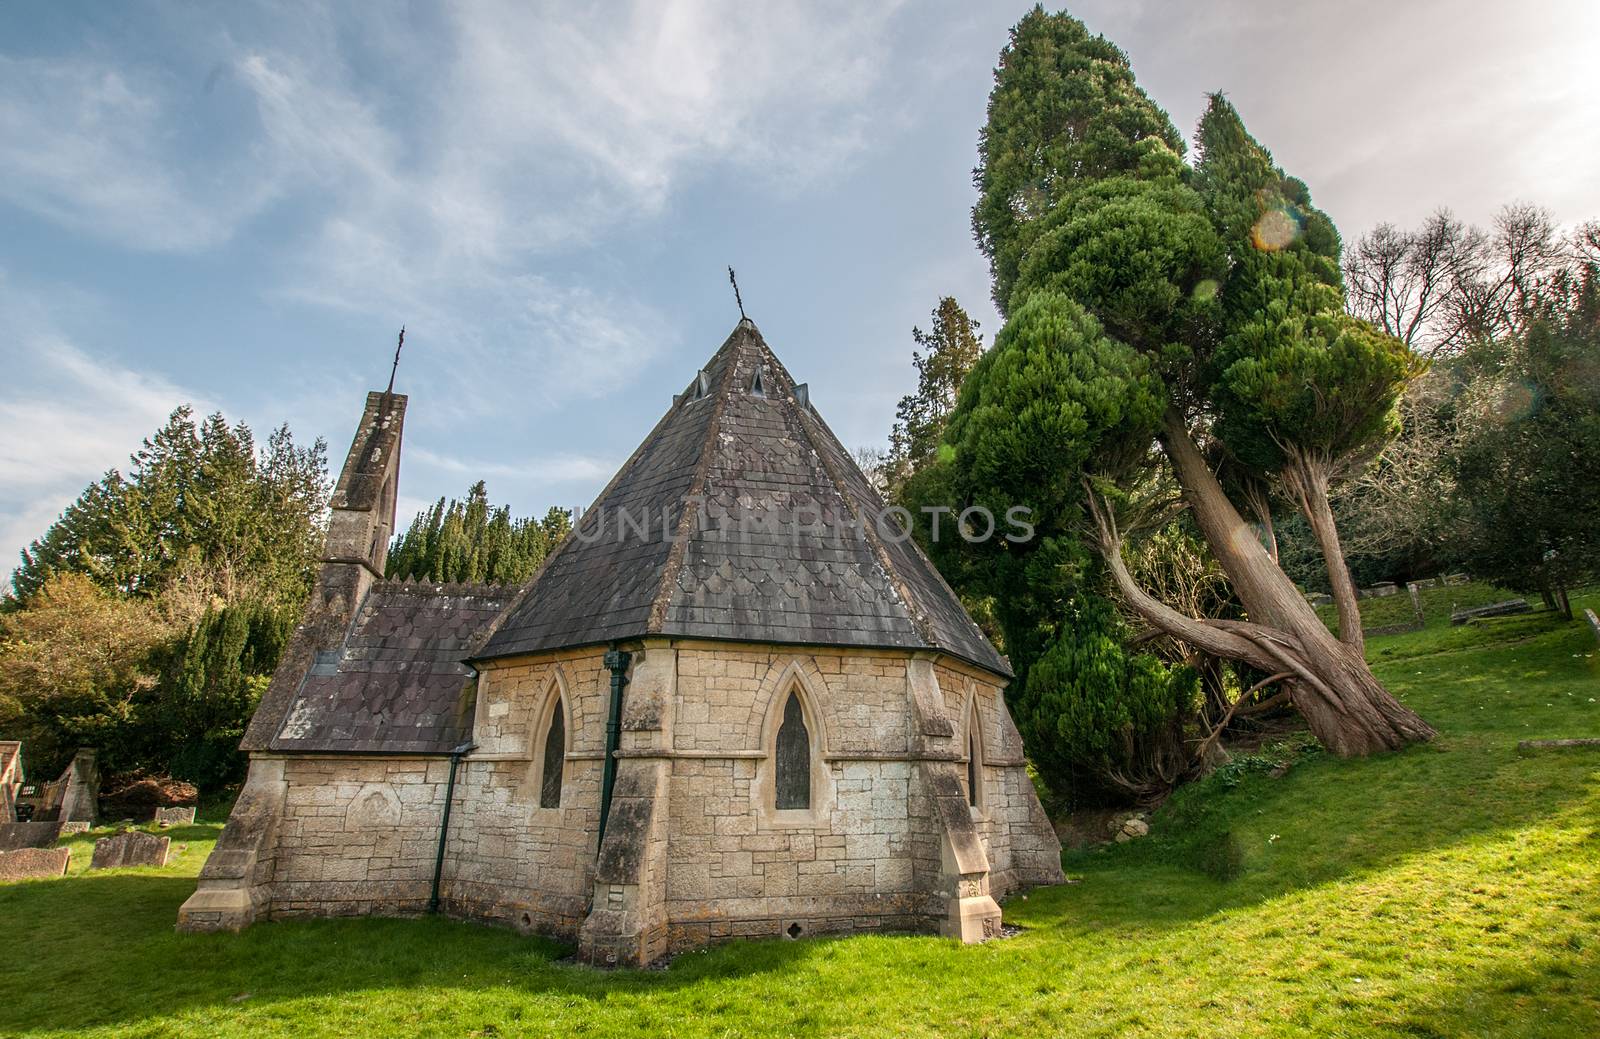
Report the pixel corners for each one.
[476,320,1008,676]
[269,582,516,754]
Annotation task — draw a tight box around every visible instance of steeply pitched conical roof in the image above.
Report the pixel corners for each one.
[475,320,1008,676]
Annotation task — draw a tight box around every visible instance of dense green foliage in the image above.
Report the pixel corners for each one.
[882,298,985,498]
[1447,271,1600,610]
[10,407,328,607]
[151,601,297,789]
[5,609,1597,1037]
[906,292,1192,801]
[1195,97,1415,484]
[928,7,1433,783]
[386,481,570,584]
[0,567,295,788]
[1,408,325,786]
[0,574,174,778]
[973,6,1185,314]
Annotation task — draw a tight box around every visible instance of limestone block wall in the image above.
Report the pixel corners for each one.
[451,647,609,935]
[184,637,1061,958]
[268,756,449,917]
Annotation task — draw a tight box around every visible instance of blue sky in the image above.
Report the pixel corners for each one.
[2,0,1597,580]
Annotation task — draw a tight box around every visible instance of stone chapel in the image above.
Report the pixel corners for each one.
[177,318,1062,966]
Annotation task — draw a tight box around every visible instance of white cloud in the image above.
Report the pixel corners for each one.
[0,273,206,582]
[0,3,908,412]
[408,446,613,485]
[0,55,279,252]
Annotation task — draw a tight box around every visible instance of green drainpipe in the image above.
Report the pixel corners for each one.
[597,647,632,852]
[428,739,476,914]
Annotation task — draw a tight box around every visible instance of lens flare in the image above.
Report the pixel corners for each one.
[1493,381,1538,423]
[1251,207,1300,251]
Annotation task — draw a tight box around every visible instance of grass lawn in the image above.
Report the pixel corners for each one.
[3,596,1598,1038]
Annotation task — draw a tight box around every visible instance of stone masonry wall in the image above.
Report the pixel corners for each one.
[932,661,1061,896]
[446,646,610,936]
[227,639,1059,954]
[268,756,448,918]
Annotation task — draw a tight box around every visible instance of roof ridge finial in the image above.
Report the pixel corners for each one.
[386,326,405,395]
[728,266,747,322]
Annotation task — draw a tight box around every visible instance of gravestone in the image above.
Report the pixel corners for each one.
[90,830,170,869]
[154,807,196,827]
[0,821,64,851]
[58,821,90,835]
[1450,599,1532,625]
[1585,608,1600,647]
[0,846,70,880]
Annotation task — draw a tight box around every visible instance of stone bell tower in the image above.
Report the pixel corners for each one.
[240,389,406,751]
[179,388,408,932]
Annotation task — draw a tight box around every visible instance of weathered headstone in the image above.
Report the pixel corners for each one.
[154,806,196,827]
[90,830,170,869]
[1407,583,1425,625]
[0,821,64,850]
[1584,608,1600,647]
[0,846,70,880]
[1451,599,1532,625]
[58,821,90,835]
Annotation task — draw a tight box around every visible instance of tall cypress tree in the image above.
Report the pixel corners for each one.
[1196,96,1418,654]
[946,9,1432,758]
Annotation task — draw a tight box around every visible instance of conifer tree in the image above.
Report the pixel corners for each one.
[884,298,985,497]
[948,8,1433,758]
[385,484,568,584]
[11,407,328,607]
[1196,96,1418,654]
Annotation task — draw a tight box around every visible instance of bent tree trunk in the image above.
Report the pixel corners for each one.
[1102,411,1436,757]
[1282,451,1364,656]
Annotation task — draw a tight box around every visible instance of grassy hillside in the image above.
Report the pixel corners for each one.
[1313,579,1534,632]
[3,597,1597,1038]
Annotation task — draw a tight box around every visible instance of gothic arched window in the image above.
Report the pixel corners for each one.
[774,690,811,810]
[540,697,565,809]
[966,703,984,809]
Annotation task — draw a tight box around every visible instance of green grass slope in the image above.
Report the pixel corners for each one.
[3,598,1597,1038]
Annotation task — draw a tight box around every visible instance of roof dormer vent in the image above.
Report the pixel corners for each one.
[751,365,767,398]
[688,368,711,403]
[793,383,810,411]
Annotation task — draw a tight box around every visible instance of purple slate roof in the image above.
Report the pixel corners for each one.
[475,320,1009,677]
[270,582,516,754]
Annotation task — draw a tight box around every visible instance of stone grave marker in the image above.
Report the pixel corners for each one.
[0,846,71,880]
[0,821,64,850]
[1451,599,1531,625]
[91,830,170,869]
[154,806,197,827]
[1585,608,1600,647]
[58,821,90,835]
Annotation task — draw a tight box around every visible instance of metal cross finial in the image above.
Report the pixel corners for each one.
[386,326,405,394]
[728,266,746,321]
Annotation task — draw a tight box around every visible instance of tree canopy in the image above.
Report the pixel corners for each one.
[937,8,1434,767]
[10,407,328,608]
[386,481,570,584]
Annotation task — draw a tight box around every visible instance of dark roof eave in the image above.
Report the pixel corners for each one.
[467,628,1013,681]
